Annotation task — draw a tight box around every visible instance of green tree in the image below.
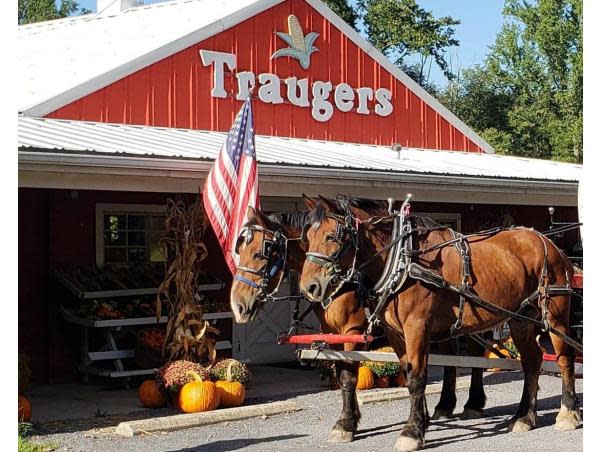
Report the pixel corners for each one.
[19,0,90,25]
[324,0,359,31]
[358,0,460,88]
[439,0,582,162]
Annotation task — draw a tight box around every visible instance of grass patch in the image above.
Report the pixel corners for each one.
[18,423,57,452]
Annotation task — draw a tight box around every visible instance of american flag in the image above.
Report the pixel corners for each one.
[202,96,260,273]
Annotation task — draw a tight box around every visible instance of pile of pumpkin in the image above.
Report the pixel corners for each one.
[138,358,251,413]
[326,347,406,391]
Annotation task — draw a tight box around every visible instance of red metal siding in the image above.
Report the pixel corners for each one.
[46,0,483,152]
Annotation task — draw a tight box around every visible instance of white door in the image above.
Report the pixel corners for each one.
[232,277,297,364]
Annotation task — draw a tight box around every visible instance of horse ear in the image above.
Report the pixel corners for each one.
[302,193,318,210]
[246,205,257,222]
[317,195,337,212]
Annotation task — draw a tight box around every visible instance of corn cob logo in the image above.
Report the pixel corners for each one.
[271,15,319,70]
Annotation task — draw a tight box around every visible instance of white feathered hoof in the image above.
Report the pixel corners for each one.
[554,405,581,431]
[508,414,536,433]
[395,435,423,452]
[461,408,484,420]
[328,429,354,443]
[431,407,454,420]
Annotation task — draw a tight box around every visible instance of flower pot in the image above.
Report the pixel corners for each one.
[394,372,407,387]
[169,391,182,411]
[374,376,389,388]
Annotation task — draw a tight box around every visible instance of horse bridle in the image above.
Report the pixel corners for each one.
[234,224,288,302]
[303,201,361,308]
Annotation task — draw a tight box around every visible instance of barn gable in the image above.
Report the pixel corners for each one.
[19,0,493,152]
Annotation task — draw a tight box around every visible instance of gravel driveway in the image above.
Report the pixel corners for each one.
[31,371,582,452]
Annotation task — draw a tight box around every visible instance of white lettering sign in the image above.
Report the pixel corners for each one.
[199,50,394,122]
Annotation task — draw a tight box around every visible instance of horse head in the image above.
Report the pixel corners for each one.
[230,205,310,323]
[230,206,287,323]
[300,195,387,305]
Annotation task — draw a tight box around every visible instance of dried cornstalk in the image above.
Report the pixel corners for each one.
[156,199,219,364]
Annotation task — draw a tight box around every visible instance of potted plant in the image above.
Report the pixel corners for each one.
[365,347,401,388]
[156,360,210,411]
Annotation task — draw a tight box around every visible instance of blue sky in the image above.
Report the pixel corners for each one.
[73,0,505,88]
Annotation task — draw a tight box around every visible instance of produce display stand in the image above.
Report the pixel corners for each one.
[60,282,232,381]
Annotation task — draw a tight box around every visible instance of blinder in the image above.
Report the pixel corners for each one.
[233,224,289,302]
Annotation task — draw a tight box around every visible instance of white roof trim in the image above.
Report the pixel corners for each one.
[21,0,494,153]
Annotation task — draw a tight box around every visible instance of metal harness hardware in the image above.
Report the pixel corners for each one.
[317,195,582,354]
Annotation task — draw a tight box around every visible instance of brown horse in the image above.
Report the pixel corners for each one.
[230,205,488,442]
[299,196,581,451]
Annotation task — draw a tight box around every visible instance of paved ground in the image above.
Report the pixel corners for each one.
[29,370,582,452]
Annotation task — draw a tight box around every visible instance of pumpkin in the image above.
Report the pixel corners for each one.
[485,344,513,372]
[179,371,220,413]
[18,395,31,422]
[138,380,166,408]
[356,366,374,390]
[215,361,246,408]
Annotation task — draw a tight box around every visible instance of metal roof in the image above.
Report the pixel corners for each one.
[18,116,581,182]
[16,0,494,153]
[17,0,269,113]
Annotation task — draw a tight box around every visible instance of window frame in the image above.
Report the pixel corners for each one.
[95,203,167,268]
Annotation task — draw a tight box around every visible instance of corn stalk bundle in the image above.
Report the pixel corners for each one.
[156,199,218,364]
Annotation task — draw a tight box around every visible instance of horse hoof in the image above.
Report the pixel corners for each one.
[461,408,484,420]
[432,407,454,420]
[328,429,354,443]
[508,415,536,433]
[395,435,423,452]
[554,406,581,431]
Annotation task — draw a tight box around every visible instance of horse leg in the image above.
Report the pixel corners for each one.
[461,336,487,419]
[329,348,360,443]
[432,340,457,420]
[395,322,431,452]
[507,320,542,432]
[547,297,581,431]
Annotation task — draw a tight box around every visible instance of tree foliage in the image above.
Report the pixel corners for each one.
[324,0,360,31]
[439,0,582,162]
[18,0,90,25]
[359,0,460,88]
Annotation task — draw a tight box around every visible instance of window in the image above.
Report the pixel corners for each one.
[95,204,166,267]
[414,212,462,232]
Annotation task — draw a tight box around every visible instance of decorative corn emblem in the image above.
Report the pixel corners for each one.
[271,14,319,70]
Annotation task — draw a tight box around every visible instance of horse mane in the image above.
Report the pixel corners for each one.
[308,196,388,224]
[410,215,446,230]
[266,211,310,231]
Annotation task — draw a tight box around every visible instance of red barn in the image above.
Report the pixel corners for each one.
[18,0,580,382]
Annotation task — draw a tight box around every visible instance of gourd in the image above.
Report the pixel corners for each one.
[138,380,166,408]
[215,361,246,408]
[18,396,32,422]
[356,366,374,390]
[179,371,220,413]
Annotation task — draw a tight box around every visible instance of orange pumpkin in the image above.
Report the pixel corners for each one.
[18,395,31,422]
[356,366,374,390]
[138,380,166,408]
[216,361,245,408]
[179,371,220,413]
[485,344,513,372]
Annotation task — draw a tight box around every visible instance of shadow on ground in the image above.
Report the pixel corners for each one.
[170,434,308,451]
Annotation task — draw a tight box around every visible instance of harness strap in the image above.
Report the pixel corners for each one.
[233,274,262,289]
